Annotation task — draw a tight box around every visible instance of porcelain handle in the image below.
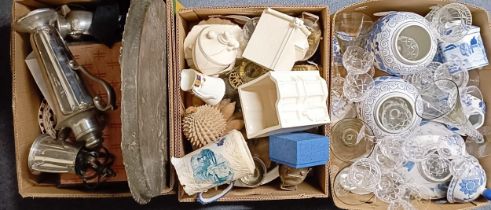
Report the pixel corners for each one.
[197,182,234,204]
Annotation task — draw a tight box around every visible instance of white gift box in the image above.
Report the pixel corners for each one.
[242,8,310,71]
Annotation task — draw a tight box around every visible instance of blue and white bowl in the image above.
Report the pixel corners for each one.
[368,12,438,76]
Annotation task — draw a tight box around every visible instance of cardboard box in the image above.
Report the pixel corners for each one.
[329,0,491,209]
[11,0,175,198]
[172,6,331,202]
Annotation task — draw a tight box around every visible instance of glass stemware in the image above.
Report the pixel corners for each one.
[334,12,374,53]
[374,172,407,203]
[404,62,441,91]
[434,60,469,89]
[343,73,375,102]
[415,79,484,143]
[430,3,472,43]
[343,46,374,74]
[332,166,375,206]
[331,118,376,162]
[348,158,382,192]
[420,152,452,183]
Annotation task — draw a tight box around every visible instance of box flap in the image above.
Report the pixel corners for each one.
[120,0,169,204]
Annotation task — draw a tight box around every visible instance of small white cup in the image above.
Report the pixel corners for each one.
[461,86,486,129]
[181,69,226,105]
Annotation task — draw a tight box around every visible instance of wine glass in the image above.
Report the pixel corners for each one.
[434,60,469,89]
[404,62,441,91]
[374,172,407,203]
[342,46,374,75]
[430,3,472,43]
[331,118,376,162]
[415,79,484,143]
[347,158,382,192]
[334,12,373,53]
[343,73,375,102]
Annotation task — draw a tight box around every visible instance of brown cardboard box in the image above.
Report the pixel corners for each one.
[171,6,331,202]
[329,0,491,209]
[11,0,175,198]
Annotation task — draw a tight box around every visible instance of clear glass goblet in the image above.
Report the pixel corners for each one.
[434,60,469,89]
[334,12,373,53]
[374,172,407,203]
[420,152,452,183]
[415,79,484,143]
[348,158,382,192]
[342,46,374,74]
[331,118,376,162]
[430,3,472,43]
[404,62,441,91]
[343,73,375,102]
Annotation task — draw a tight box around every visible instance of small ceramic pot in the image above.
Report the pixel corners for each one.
[183,24,244,75]
[368,12,438,76]
[180,69,226,105]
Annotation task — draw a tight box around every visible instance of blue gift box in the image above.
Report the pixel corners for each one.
[269,132,329,169]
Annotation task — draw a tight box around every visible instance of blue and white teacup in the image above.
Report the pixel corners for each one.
[447,163,487,203]
[461,86,486,129]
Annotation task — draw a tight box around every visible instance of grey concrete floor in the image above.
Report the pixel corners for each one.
[1,0,491,210]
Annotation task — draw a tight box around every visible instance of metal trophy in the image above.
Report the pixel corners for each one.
[14,8,115,149]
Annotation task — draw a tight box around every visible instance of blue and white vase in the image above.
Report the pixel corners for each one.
[368,12,438,76]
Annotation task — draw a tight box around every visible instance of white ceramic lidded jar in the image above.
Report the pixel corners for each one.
[369,12,438,76]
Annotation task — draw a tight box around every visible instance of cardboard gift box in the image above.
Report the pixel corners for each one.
[11,0,175,199]
[172,6,331,202]
[329,0,491,209]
